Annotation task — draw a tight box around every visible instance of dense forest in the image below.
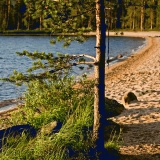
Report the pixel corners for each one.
[0,0,160,31]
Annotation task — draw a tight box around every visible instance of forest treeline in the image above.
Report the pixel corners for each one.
[0,0,160,31]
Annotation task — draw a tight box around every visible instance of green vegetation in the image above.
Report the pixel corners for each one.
[0,0,124,159]
[0,76,93,159]
[1,0,160,32]
[0,75,121,159]
[0,48,122,159]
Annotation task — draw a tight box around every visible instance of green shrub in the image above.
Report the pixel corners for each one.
[0,50,122,159]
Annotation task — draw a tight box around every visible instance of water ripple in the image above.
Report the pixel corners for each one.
[0,36,146,101]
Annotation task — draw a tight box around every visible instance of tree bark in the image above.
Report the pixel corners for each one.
[93,0,106,154]
[17,0,20,30]
[150,0,156,29]
[140,0,145,31]
[7,0,11,29]
[27,14,30,30]
[40,15,42,30]
[132,7,136,30]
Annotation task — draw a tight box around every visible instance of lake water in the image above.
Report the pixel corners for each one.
[0,36,146,101]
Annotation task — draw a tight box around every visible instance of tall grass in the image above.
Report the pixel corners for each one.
[0,77,96,159]
[0,76,121,159]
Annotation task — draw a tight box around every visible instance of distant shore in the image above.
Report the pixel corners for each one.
[1,31,160,37]
[87,31,160,37]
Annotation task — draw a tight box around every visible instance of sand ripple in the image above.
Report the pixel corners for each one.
[105,37,160,159]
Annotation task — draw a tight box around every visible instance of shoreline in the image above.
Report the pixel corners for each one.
[87,35,150,80]
[105,36,152,81]
[0,32,152,111]
[104,36,160,158]
[1,31,160,37]
[1,33,160,158]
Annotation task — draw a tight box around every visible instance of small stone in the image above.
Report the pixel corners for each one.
[122,92,138,105]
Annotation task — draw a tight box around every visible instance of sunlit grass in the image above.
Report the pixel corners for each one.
[0,77,122,159]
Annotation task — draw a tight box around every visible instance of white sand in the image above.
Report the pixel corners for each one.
[104,35,160,159]
[88,31,160,37]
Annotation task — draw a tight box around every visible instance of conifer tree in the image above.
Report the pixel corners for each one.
[1,0,107,157]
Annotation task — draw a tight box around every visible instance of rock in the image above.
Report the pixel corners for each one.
[105,97,125,118]
[51,121,62,134]
[40,121,62,135]
[0,124,36,150]
[122,92,138,105]
[120,32,124,35]
[117,54,123,58]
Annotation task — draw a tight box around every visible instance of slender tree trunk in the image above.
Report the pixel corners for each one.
[17,0,20,30]
[156,1,159,29]
[129,13,132,29]
[117,0,122,28]
[3,2,7,30]
[121,1,125,29]
[93,0,106,154]
[7,0,11,29]
[27,2,32,30]
[151,0,156,29]
[132,7,136,30]
[88,16,92,28]
[17,14,20,30]
[40,15,42,30]
[140,0,145,31]
[151,8,153,30]
[27,14,30,30]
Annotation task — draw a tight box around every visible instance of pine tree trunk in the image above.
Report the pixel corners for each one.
[7,0,11,29]
[140,0,145,31]
[3,2,7,30]
[132,7,136,30]
[17,0,20,30]
[151,0,156,29]
[156,0,159,29]
[27,14,30,30]
[17,14,20,30]
[40,15,42,30]
[88,16,91,28]
[93,0,106,154]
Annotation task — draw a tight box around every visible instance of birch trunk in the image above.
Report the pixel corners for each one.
[93,0,106,153]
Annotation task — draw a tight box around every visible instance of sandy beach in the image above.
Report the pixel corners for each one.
[104,33,160,159]
[88,31,160,37]
[0,31,160,159]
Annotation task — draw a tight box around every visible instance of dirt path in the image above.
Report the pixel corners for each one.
[105,37,160,159]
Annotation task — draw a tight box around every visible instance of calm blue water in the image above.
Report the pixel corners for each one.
[0,36,146,101]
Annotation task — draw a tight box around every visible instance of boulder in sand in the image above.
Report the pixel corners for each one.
[105,97,125,118]
[122,91,138,105]
[117,54,123,58]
